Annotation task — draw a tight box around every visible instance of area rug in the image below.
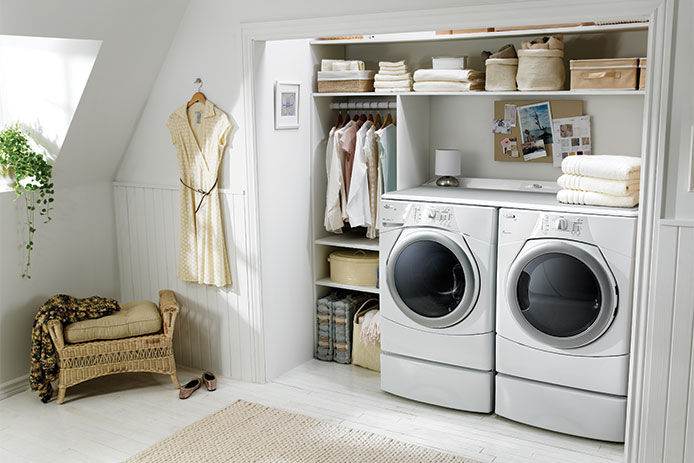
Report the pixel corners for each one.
[127,400,480,462]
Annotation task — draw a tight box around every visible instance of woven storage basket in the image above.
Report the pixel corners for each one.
[317,71,375,93]
[352,299,381,372]
[485,58,518,91]
[517,49,565,91]
[315,293,339,361]
[328,250,378,286]
[569,58,638,90]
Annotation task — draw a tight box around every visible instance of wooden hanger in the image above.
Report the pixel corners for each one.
[342,113,351,127]
[359,113,367,123]
[187,78,207,108]
[374,113,383,129]
[367,113,374,122]
[383,113,393,127]
[334,112,343,129]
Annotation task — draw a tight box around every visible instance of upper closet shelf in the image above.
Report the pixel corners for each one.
[314,90,646,97]
[310,22,649,45]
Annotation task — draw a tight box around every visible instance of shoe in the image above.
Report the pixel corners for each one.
[179,378,201,399]
[202,371,217,391]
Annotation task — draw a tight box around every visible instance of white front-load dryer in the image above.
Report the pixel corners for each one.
[495,207,638,442]
[379,198,497,413]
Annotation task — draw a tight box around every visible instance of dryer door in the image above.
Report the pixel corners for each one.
[386,229,480,329]
[507,239,618,349]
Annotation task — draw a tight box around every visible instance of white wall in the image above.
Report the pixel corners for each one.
[0,0,188,390]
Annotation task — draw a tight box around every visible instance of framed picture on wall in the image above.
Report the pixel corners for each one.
[274,81,300,129]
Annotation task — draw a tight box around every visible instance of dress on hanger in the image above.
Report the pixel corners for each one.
[364,125,379,239]
[166,100,232,287]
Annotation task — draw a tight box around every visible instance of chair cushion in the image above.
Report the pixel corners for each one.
[64,300,162,344]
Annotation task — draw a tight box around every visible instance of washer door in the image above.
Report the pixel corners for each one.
[507,239,618,349]
[387,229,480,329]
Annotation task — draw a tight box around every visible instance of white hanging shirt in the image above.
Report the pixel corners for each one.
[346,120,373,228]
[324,127,344,233]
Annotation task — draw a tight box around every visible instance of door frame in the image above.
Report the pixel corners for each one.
[239,1,675,461]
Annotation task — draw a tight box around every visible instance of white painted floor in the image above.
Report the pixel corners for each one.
[0,360,623,463]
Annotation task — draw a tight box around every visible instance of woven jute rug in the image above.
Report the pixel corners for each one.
[127,400,481,462]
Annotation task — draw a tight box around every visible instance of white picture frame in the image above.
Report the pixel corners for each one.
[274,81,300,130]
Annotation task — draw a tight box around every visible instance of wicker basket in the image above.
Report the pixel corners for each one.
[46,290,180,404]
[317,71,375,93]
[352,300,381,372]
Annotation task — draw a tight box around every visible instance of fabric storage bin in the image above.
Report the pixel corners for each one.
[332,293,370,364]
[317,70,375,93]
[352,300,381,372]
[569,58,638,90]
[432,56,468,70]
[328,250,378,286]
[485,58,518,91]
[516,49,565,91]
[639,58,647,90]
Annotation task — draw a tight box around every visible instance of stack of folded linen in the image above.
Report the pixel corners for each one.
[557,155,641,208]
[374,60,412,92]
[321,59,365,71]
[412,69,485,92]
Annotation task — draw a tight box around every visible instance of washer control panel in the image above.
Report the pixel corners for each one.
[413,205,453,228]
[540,213,584,236]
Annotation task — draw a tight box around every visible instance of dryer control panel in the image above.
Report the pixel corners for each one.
[381,201,455,230]
[412,205,453,228]
[539,213,585,237]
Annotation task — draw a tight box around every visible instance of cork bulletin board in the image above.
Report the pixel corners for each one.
[494,100,583,163]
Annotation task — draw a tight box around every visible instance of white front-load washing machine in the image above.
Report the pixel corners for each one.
[495,207,638,442]
[379,198,497,413]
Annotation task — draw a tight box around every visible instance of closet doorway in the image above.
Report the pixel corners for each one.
[241,2,674,462]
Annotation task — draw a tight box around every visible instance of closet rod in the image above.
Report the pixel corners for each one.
[329,101,397,110]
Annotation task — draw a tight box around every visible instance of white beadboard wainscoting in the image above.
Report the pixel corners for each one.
[113,183,261,382]
[639,221,694,462]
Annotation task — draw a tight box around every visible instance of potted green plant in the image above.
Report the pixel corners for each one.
[0,124,55,278]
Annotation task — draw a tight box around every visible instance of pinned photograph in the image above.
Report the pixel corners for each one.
[493,118,512,134]
[501,137,519,157]
[517,102,553,160]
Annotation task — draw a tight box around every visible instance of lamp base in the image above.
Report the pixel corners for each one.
[436,176,459,187]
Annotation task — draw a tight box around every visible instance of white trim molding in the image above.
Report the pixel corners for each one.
[0,375,28,401]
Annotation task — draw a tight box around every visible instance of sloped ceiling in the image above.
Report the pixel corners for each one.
[0,0,190,185]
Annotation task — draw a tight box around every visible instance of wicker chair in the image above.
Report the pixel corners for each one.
[46,290,181,404]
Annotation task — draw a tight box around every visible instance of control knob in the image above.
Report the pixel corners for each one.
[555,218,569,231]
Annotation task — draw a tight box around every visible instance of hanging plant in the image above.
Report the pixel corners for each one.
[0,124,55,278]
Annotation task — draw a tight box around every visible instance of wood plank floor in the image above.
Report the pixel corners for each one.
[0,360,624,462]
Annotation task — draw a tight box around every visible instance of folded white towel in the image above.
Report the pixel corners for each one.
[561,155,641,181]
[378,67,408,75]
[557,174,640,197]
[379,60,406,68]
[373,87,411,92]
[374,79,412,88]
[413,69,485,82]
[375,72,412,82]
[359,310,381,345]
[557,189,639,208]
[413,80,484,92]
[321,59,365,71]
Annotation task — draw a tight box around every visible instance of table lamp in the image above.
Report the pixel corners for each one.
[435,149,461,187]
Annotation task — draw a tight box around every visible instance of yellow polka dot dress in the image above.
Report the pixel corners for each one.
[166,100,232,287]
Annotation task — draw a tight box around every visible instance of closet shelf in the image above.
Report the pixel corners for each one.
[314,90,646,97]
[315,278,380,294]
[309,22,648,45]
[315,234,380,251]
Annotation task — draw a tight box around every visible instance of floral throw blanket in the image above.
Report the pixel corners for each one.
[30,295,120,402]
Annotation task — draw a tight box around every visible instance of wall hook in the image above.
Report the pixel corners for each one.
[194,78,203,92]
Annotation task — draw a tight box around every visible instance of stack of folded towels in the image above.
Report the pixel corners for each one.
[321,59,365,71]
[374,60,412,92]
[557,155,641,208]
[412,68,485,92]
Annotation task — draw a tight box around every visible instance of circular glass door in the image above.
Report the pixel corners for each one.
[387,230,479,328]
[507,240,617,349]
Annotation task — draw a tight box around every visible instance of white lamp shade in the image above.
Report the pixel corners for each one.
[435,149,462,176]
